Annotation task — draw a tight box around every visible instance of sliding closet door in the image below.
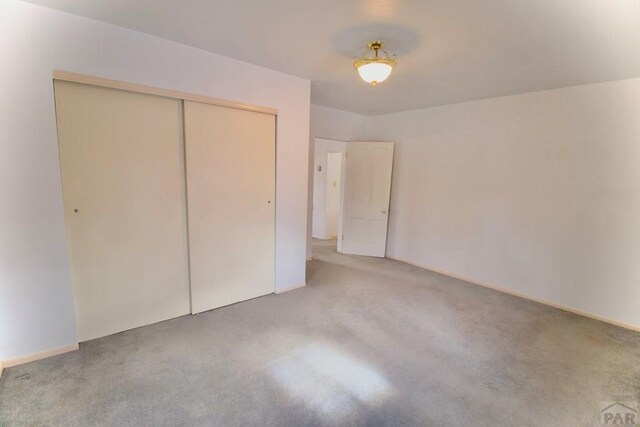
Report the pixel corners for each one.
[184,101,275,313]
[54,81,190,342]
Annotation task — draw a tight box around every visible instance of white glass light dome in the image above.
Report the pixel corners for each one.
[356,61,394,86]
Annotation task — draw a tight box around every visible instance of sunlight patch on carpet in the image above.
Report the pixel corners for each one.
[268,342,394,418]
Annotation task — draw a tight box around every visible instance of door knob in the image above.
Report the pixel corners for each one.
[381,209,387,214]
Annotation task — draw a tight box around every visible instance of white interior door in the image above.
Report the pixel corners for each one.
[340,142,394,257]
[184,101,275,313]
[54,81,191,342]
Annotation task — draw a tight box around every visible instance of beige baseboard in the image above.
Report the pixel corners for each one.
[276,282,306,294]
[387,255,640,333]
[2,344,79,369]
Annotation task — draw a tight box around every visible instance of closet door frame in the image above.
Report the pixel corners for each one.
[53,70,278,336]
[53,71,277,116]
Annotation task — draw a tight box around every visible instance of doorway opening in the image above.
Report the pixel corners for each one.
[310,138,394,259]
[312,138,346,255]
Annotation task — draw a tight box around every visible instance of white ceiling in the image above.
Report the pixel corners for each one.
[25,0,640,115]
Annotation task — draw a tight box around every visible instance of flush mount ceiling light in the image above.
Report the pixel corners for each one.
[353,41,397,86]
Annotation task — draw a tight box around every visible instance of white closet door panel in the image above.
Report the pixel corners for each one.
[54,81,190,342]
[184,101,275,313]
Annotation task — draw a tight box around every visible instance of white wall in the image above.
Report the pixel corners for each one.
[367,78,640,328]
[307,104,368,258]
[0,0,310,361]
